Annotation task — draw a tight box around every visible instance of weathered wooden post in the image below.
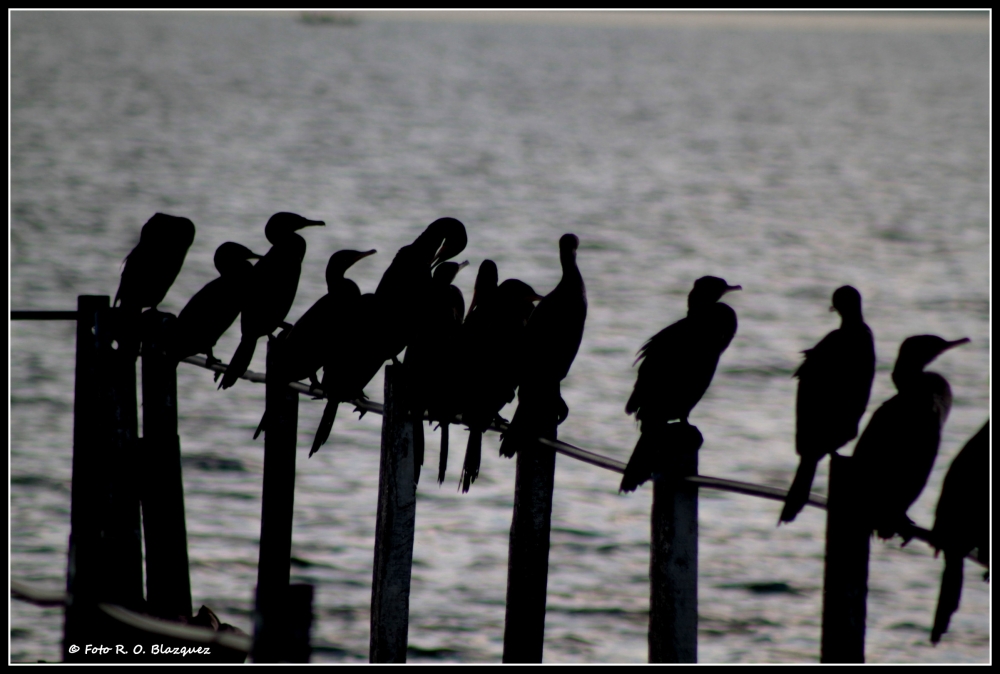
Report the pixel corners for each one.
[64,296,108,660]
[252,337,300,663]
[502,391,559,664]
[139,309,193,620]
[103,305,145,610]
[821,454,869,663]
[64,298,144,661]
[648,422,702,663]
[370,363,417,663]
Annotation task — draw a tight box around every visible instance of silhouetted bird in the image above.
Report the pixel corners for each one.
[375,217,468,363]
[309,217,466,456]
[114,213,196,358]
[853,334,970,541]
[168,242,261,365]
[403,260,468,485]
[779,286,875,524]
[253,249,376,440]
[115,213,196,312]
[218,212,324,390]
[930,421,989,644]
[499,234,587,459]
[620,276,740,493]
[460,273,542,492]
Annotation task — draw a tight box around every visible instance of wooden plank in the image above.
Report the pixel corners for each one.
[648,423,701,663]
[139,309,193,620]
[502,423,558,662]
[821,454,869,663]
[251,338,300,663]
[370,364,417,663]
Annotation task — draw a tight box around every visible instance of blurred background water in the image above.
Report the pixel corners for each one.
[10,10,989,663]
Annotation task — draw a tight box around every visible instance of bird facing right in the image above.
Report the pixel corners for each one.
[620,276,741,493]
[779,285,875,524]
[852,334,970,541]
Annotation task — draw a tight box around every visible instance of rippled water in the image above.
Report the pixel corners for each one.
[11,11,989,663]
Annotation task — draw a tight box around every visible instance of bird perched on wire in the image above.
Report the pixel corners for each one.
[168,242,261,366]
[620,276,741,493]
[403,259,469,484]
[929,420,989,645]
[852,334,970,541]
[253,249,376,440]
[499,233,587,460]
[779,286,875,524]
[308,217,466,456]
[460,268,543,492]
[114,213,196,358]
[217,212,324,390]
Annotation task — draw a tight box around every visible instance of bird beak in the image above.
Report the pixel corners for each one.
[829,305,836,312]
[945,337,971,351]
[530,292,545,302]
[725,285,742,294]
[357,249,377,261]
[248,252,262,260]
[295,219,326,230]
[456,260,470,271]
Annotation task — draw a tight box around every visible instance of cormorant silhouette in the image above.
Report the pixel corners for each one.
[779,286,875,524]
[218,212,324,390]
[115,213,196,312]
[930,421,989,644]
[403,260,468,485]
[852,334,970,541]
[169,242,261,365]
[308,217,466,456]
[460,272,543,491]
[620,276,740,493]
[253,249,376,439]
[499,234,587,459]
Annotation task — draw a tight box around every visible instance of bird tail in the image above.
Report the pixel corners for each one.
[309,400,340,457]
[253,411,267,440]
[411,412,425,486]
[437,423,449,486]
[778,456,820,525]
[931,550,965,644]
[620,430,657,493]
[218,337,256,390]
[461,429,483,493]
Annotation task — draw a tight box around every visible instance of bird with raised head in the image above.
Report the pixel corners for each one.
[852,334,970,541]
[217,212,324,390]
[499,233,587,460]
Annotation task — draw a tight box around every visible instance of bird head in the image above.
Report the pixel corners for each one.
[264,212,325,243]
[214,242,261,275]
[426,217,468,268]
[326,249,376,287]
[831,285,863,321]
[688,276,741,312]
[891,334,970,387]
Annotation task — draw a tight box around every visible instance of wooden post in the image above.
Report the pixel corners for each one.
[139,309,193,620]
[102,305,145,609]
[502,391,559,664]
[648,422,702,663]
[821,454,869,663]
[64,295,108,660]
[370,364,417,663]
[252,338,300,663]
[286,583,315,663]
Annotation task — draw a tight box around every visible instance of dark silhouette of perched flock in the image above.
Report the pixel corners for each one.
[115,211,987,646]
